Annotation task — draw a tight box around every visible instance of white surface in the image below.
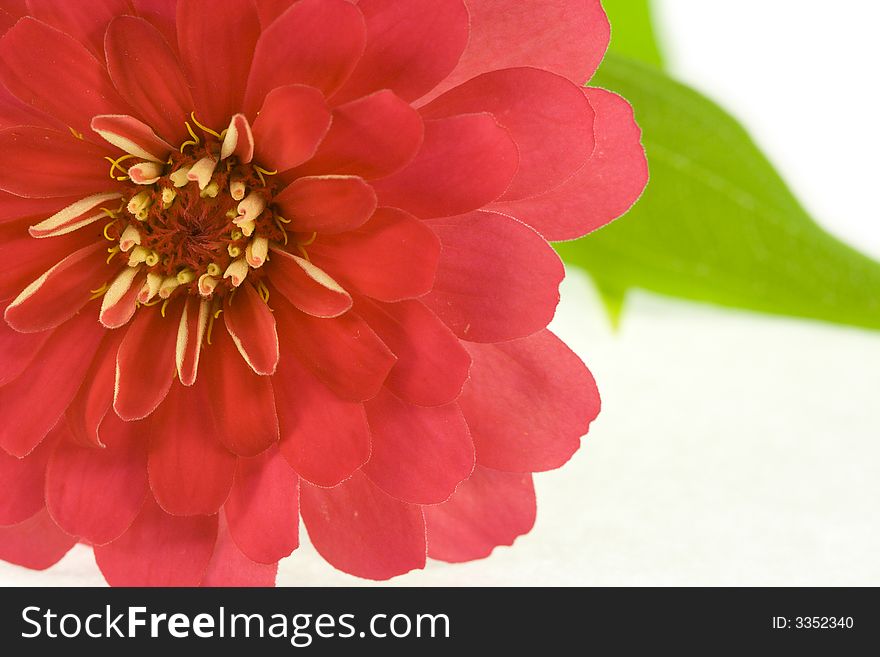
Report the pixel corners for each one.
[3,1,880,586]
[5,274,880,587]
[656,0,880,259]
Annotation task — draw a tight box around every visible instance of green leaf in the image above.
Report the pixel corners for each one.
[600,0,665,68]
[558,55,880,330]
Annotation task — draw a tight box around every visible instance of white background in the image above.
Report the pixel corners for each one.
[3,0,880,586]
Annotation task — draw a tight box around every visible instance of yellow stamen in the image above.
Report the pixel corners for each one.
[106,246,121,264]
[274,217,289,245]
[176,269,196,285]
[161,187,177,208]
[190,112,222,139]
[127,191,152,220]
[161,298,171,317]
[256,280,270,304]
[206,312,216,345]
[169,166,192,188]
[299,231,318,246]
[207,263,222,277]
[185,121,200,143]
[105,154,136,179]
[89,282,110,299]
[128,245,150,267]
[103,222,116,241]
[200,180,220,198]
[68,127,84,141]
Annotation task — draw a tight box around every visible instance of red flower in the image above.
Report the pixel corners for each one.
[0,0,646,585]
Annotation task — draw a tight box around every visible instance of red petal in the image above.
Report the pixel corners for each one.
[427,0,610,100]
[0,213,95,300]
[254,0,294,26]
[244,0,366,115]
[224,447,299,564]
[148,381,237,516]
[294,90,423,180]
[99,267,144,329]
[425,466,536,562]
[0,8,17,34]
[423,67,595,201]
[362,388,474,504]
[129,0,178,51]
[274,176,377,235]
[91,114,173,162]
[4,242,110,333]
[95,496,217,586]
[252,85,332,172]
[175,297,208,386]
[105,16,194,143]
[0,127,113,198]
[0,318,51,386]
[220,113,253,163]
[275,354,370,487]
[424,211,563,342]
[0,427,57,525]
[0,191,79,223]
[460,329,600,472]
[372,114,518,218]
[309,207,439,302]
[114,300,180,421]
[355,298,470,407]
[273,296,395,402]
[176,0,261,129]
[201,513,278,586]
[0,17,129,137]
[0,508,75,570]
[334,0,468,103]
[26,0,132,58]
[223,282,279,375]
[269,248,352,318]
[0,83,57,131]
[45,413,147,545]
[200,324,280,457]
[66,328,125,447]
[491,87,649,241]
[1,1,26,18]
[300,472,426,580]
[29,192,122,239]
[0,311,105,457]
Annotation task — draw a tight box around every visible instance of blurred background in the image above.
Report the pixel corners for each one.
[3,0,879,586]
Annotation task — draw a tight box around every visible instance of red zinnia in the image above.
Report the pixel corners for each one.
[0,0,647,586]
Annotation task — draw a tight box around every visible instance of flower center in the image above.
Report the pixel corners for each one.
[104,116,288,305]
